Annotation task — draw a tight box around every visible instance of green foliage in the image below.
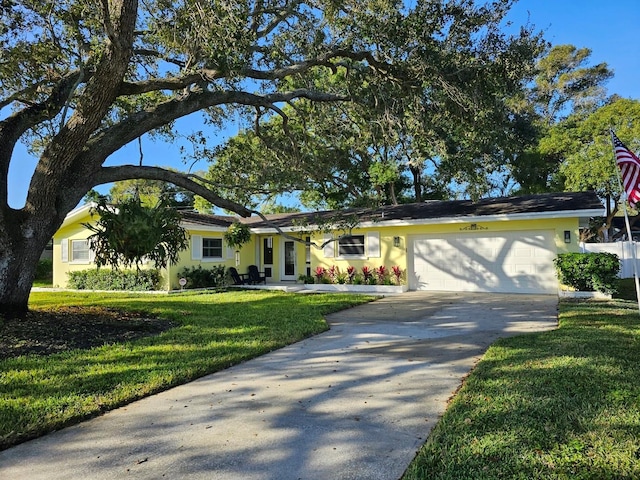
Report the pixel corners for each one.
[178,265,227,289]
[313,265,405,285]
[559,98,640,199]
[297,274,315,284]
[509,45,615,195]
[86,197,188,270]
[108,178,195,209]
[554,252,620,294]
[192,5,547,207]
[223,222,252,249]
[67,269,161,291]
[35,259,53,282]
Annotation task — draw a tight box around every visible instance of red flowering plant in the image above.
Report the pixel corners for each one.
[361,266,373,283]
[346,265,356,283]
[328,265,340,283]
[375,265,388,284]
[391,266,404,284]
[314,266,327,283]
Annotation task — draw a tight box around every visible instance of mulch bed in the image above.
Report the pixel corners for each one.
[0,306,175,360]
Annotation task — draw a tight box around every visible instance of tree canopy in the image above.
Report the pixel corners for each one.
[507,44,614,194]
[556,98,640,234]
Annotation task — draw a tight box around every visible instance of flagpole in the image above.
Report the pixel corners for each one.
[611,130,640,314]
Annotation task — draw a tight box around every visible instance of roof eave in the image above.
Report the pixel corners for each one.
[181,222,230,232]
[247,208,605,233]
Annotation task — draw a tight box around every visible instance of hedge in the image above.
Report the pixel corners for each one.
[177,265,227,289]
[554,252,620,294]
[67,269,162,291]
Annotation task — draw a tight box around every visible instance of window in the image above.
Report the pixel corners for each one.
[338,235,365,256]
[71,239,91,263]
[203,238,223,258]
[263,237,273,265]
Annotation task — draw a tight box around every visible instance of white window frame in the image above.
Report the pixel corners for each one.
[70,239,92,264]
[338,234,366,258]
[202,237,223,259]
[192,235,225,262]
[334,231,380,259]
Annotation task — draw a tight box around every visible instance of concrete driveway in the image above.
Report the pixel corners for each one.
[0,292,558,480]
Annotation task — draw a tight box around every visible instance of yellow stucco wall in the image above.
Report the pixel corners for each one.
[309,217,580,279]
[53,212,266,290]
[52,209,95,288]
[53,208,582,290]
[167,229,259,290]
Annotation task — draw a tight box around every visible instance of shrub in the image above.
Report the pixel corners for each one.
[391,265,403,285]
[68,269,161,291]
[554,252,620,294]
[361,266,373,283]
[375,265,388,284]
[346,265,356,283]
[314,266,327,283]
[178,265,227,289]
[35,259,53,282]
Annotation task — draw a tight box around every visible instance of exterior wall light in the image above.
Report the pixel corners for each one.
[564,231,571,243]
[393,236,401,248]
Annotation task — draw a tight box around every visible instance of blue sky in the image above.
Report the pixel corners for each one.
[7,0,640,209]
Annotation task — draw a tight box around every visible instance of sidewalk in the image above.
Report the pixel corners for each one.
[0,292,558,479]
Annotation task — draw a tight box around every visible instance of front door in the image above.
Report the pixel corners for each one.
[282,240,296,281]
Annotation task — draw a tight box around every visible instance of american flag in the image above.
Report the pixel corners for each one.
[612,131,640,208]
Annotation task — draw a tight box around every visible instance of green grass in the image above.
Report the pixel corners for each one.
[403,298,640,480]
[0,290,372,450]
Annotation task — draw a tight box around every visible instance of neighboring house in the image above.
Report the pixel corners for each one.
[53,191,603,294]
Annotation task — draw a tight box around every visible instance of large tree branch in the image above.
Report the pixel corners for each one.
[26,0,138,214]
[93,165,252,216]
[87,88,350,163]
[117,49,392,96]
[0,71,84,208]
[118,69,223,95]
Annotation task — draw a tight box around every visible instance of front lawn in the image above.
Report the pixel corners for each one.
[0,290,372,450]
[403,298,640,479]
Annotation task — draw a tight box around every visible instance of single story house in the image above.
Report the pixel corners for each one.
[53,191,604,294]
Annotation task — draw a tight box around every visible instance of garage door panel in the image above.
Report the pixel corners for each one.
[410,231,557,294]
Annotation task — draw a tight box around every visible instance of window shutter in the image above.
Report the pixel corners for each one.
[89,242,96,262]
[366,232,380,258]
[191,235,202,260]
[226,241,234,260]
[323,234,335,258]
[61,238,68,263]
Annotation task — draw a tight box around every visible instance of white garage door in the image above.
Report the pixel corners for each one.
[410,231,558,294]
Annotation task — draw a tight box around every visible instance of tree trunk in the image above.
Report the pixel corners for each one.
[409,164,422,202]
[0,210,61,317]
[0,255,39,317]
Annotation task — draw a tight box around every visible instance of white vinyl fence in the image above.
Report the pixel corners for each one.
[579,241,640,278]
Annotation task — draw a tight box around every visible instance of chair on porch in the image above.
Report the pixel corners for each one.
[247,265,267,285]
[228,267,247,285]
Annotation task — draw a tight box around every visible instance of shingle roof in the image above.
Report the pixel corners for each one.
[179,192,603,230]
[241,191,603,229]
[180,211,236,228]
